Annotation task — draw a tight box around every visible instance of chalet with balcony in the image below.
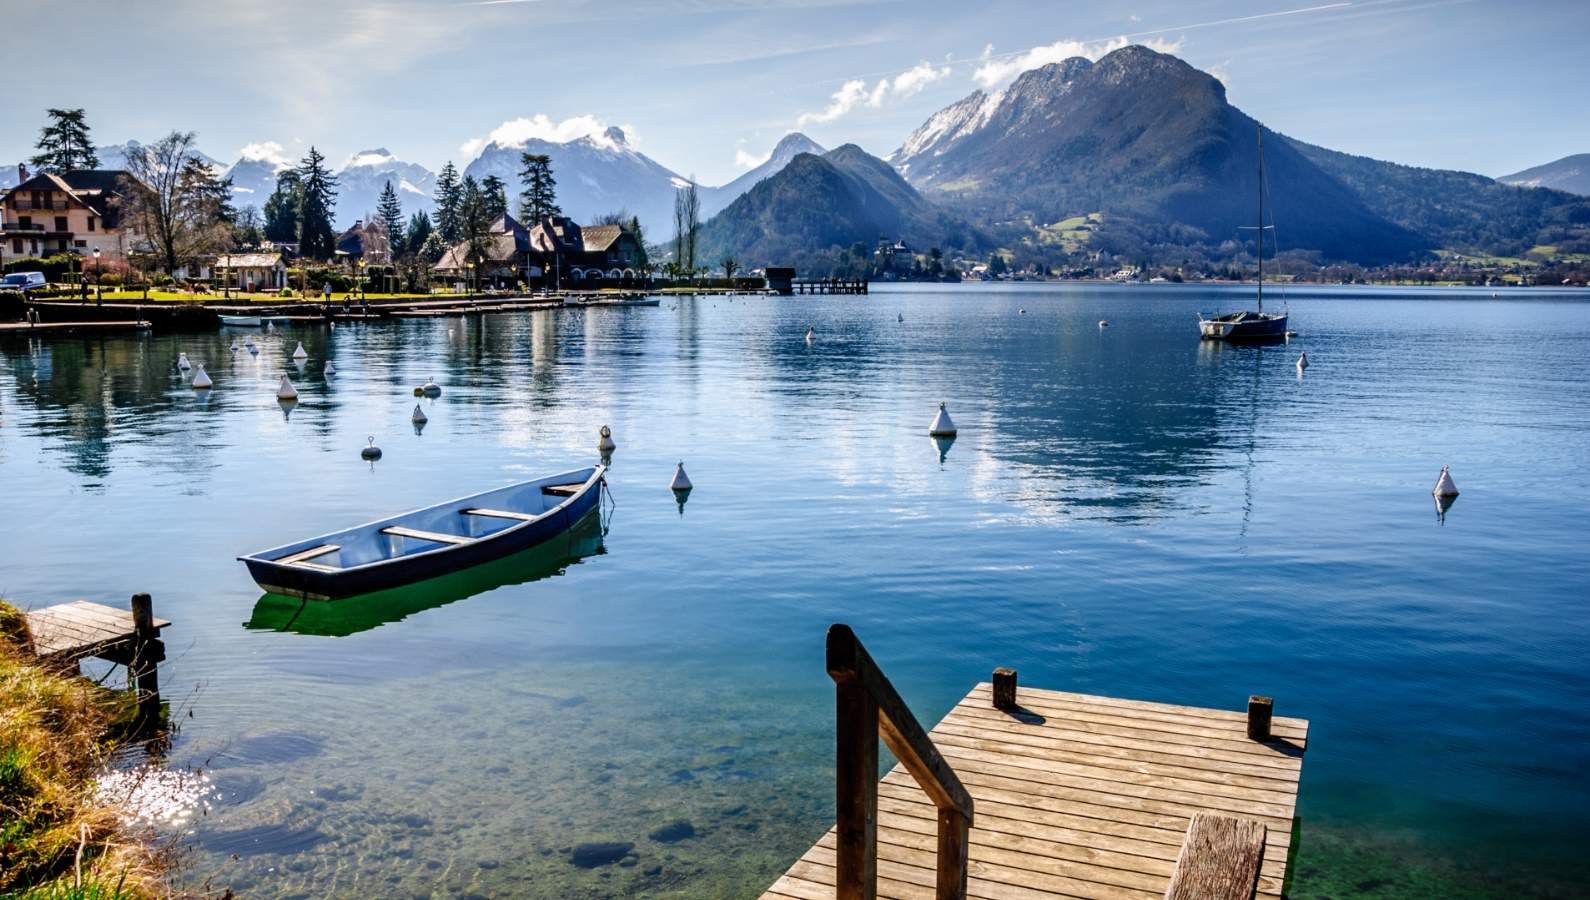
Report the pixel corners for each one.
[1,166,146,263]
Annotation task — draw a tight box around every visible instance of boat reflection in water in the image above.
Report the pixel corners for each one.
[245,507,607,637]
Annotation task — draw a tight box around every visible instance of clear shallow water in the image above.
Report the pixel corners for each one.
[2,283,1587,898]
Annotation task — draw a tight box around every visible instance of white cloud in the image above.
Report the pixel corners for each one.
[459,114,627,158]
[238,141,292,168]
[734,147,772,169]
[972,36,1182,88]
[796,60,952,126]
[1208,62,1232,86]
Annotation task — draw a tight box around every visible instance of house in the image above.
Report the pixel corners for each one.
[335,220,390,265]
[526,216,645,283]
[0,165,146,263]
[874,238,914,273]
[433,213,532,287]
[216,252,287,291]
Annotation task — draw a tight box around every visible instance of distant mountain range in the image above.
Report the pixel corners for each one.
[888,45,1590,265]
[1500,154,1590,196]
[695,144,981,268]
[700,133,826,218]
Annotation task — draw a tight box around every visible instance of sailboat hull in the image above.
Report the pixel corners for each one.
[1199,311,1288,341]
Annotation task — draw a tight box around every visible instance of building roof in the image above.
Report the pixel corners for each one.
[216,252,283,268]
[529,216,584,254]
[3,169,140,227]
[580,225,624,253]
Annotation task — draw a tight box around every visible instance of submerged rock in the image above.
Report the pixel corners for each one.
[570,841,634,868]
[649,819,695,843]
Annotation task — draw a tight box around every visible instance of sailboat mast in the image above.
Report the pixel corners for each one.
[1256,126,1264,313]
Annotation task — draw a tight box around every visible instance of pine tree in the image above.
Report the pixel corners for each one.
[377,181,406,257]
[296,147,339,260]
[31,108,99,173]
[405,211,433,256]
[434,162,462,244]
[459,175,493,265]
[628,215,649,267]
[263,169,302,242]
[480,175,509,220]
[517,153,559,223]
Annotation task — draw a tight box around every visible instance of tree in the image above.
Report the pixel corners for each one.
[405,211,433,258]
[121,131,234,274]
[31,108,99,173]
[263,169,302,242]
[722,258,739,281]
[628,215,649,269]
[235,205,264,247]
[458,175,494,270]
[434,161,462,244]
[296,147,338,260]
[377,181,405,257]
[481,175,509,220]
[673,180,700,273]
[517,153,559,223]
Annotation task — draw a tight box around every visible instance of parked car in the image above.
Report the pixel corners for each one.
[1,271,48,293]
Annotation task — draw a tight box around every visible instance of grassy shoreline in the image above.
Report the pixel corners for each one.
[0,601,168,899]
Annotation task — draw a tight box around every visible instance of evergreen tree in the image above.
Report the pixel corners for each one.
[628,215,648,267]
[480,175,509,220]
[377,181,405,257]
[405,211,433,256]
[517,153,559,223]
[296,147,339,260]
[236,206,265,247]
[459,175,494,265]
[262,169,302,242]
[31,108,99,173]
[434,161,462,244]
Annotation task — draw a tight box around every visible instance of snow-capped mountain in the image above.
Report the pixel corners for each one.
[701,132,826,218]
[889,90,1005,173]
[335,149,436,227]
[224,156,290,206]
[463,127,682,237]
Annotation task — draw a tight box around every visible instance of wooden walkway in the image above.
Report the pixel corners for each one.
[0,320,151,334]
[765,681,1308,900]
[25,599,169,664]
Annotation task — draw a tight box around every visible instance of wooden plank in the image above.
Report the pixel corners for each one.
[461,507,536,521]
[958,691,1308,750]
[965,684,1308,734]
[541,484,585,496]
[950,698,1305,759]
[1163,814,1265,900]
[45,601,169,632]
[275,544,340,564]
[381,526,473,545]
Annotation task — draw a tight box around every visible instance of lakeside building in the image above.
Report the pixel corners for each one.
[0,166,147,263]
[433,213,647,287]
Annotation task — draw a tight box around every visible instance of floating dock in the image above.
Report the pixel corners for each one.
[0,320,151,334]
[765,627,1308,900]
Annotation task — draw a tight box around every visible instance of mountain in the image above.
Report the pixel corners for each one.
[463,127,681,237]
[892,45,1590,264]
[224,156,289,207]
[695,144,980,269]
[702,132,826,217]
[1500,154,1590,196]
[334,149,436,227]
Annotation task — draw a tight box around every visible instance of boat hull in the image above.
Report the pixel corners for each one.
[1199,311,1288,341]
[239,466,604,600]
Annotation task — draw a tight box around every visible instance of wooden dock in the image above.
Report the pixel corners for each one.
[0,320,151,334]
[765,627,1308,900]
[23,595,170,722]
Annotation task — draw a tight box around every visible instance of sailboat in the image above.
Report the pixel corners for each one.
[1200,125,1289,341]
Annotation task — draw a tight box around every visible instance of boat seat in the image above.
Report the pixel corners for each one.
[290,560,340,572]
[461,508,536,522]
[381,526,474,545]
[542,484,584,497]
[275,544,339,565]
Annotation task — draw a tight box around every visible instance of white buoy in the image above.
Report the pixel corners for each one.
[928,402,957,437]
[421,377,441,397]
[293,341,308,360]
[1019,308,1026,315]
[1098,319,1109,328]
[230,339,239,352]
[598,425,616,452]
[248,343,259,355]
[1433,465,1459,498]
[361,436,382,460]
[178,353,191,371]
[1296,351,1309,371]
[191,365,212,389]
[324,360,336,376]
[669,461,693,491]
[411,403,428,425]
[804,326,814,344]
[276,375,298,400]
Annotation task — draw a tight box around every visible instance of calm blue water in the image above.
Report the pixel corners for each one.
[2,283,1587,898]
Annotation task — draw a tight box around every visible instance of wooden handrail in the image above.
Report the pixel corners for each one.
[827,624,974,900]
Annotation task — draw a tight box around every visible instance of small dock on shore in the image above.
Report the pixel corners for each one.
[0,320,151,335]
[23,595,170,721]
[793,278,869,295]
[766,626,1308,900]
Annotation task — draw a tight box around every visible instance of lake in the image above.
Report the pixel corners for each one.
[2,283,1587,899]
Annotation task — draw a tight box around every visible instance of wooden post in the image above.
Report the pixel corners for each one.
[1247,695,1273,741]
[130,593,161,722]
[936,806,970,900]
[992,668,1018,710]
[835,680,878,900]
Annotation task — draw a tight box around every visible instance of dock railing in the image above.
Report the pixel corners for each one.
[826,624,974,900]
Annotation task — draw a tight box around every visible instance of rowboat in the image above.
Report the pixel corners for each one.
[239,466,605,600]
[219,315,264,327]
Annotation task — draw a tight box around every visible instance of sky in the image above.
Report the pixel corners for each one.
[2,0,1585,186]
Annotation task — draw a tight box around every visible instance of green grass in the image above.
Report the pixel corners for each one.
[91,290,450,304]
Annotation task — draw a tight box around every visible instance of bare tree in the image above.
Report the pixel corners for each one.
[673,180,700,274]
[122,131,234,274]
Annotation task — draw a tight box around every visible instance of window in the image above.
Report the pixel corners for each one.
[74,240,86,248]
[10,239,19,254]
[18,216,31,229]
[55,216,68,232]
[87,217,96,232]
